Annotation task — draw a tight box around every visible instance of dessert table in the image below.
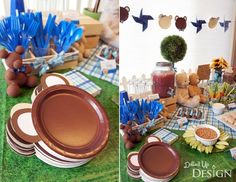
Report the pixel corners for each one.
[0,64,119,181]
[120,104,236,182]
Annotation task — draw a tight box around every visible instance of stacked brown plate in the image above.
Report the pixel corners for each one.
[127,152,141,179]
[6,103,35,156]
[7,84,109,168]
[31,73,71,102]
[127,137,180,182]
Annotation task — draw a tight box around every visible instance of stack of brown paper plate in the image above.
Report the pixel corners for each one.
[127,141,180,182]
[138,142,180,182]
[127,152,141,179]
[31,73,70,102]
[7,85,109,168]
[6,103,35,156]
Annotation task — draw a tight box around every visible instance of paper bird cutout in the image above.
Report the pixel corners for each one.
[132,9,154,31]
[219,20,231,32]
[191,19,206,33]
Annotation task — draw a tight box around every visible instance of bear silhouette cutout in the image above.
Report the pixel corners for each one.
[120,6,130,23]
[175,16,187,31]
[208,17,219,29]
[159,14,172,29]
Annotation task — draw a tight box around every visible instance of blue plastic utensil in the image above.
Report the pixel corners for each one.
[11,16,21,44]
[62,28,83,52]
[11,0,25,16]
[44,15,56,48]
[11,16,20,34]
[70,28,83,42]
[22,20,39,49]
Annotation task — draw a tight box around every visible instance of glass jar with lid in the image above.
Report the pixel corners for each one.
[151,62,175,98]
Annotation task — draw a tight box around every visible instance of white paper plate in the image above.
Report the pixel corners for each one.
[35,148,89,168]
[35,141,93,162]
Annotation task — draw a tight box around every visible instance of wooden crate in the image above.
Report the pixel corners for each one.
[78,15,103,49]
[85,35,100,49]
[23,47,79,73]
[132,117,164,132]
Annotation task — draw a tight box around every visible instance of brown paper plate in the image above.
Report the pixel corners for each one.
[10,103,32,118]
[41,73,70,90]
[35,141,90,162]
[6,135,35,156]
[6,133,34,152]
[138,142,180,179]
[34,142,90,164]
[11,108,40,143]
[127,152,140,171]
[34,148,86,168]
[32,73,71,102]
[127,168,141,179]
[6,120,33,147]
[32,85,109,159]
[146,136,162,143]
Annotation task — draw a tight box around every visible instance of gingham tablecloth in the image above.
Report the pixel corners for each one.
[63,70,101,97]
[164,104,236,139]
[76,44,119,86]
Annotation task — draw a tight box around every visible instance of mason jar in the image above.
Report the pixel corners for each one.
[151,62,175,98]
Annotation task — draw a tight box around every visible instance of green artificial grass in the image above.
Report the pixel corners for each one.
[0,64,119,182]
[120,130,236,182]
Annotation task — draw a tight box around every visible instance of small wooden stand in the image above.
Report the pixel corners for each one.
[160,96,177,113]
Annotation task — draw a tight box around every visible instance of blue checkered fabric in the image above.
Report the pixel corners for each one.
[152,128,179,144]
[63,70,101,97]
[164,104,236,139]
[76,44,119,86]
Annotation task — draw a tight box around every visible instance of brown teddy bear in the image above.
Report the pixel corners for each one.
[120,121,142,149]
[176,72,200,108]
[0,46,38,97]
[188,73,208,103]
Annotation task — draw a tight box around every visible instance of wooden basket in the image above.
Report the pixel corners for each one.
[132,116,165,132]
[23,46,80,72]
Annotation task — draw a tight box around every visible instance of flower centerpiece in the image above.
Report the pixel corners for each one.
[210,58,228,82]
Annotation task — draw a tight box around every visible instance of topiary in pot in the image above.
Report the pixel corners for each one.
[160,35,187,68]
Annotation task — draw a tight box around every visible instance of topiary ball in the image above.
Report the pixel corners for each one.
[160,35,187,64]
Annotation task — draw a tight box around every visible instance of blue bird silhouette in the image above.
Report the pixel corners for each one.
[132,9,154,32]
[219,20,231,32]
[191,19,206,33]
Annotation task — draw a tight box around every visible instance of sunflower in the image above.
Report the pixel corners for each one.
[210,58,228,70]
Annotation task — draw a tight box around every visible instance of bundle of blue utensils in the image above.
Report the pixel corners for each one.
[120,99,164,125]
[0,12,83,57]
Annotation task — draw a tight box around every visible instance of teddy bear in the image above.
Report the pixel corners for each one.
[0,46,38,97]
[188,73,208,104]
[120,121,142,149]
[176,72,200,108]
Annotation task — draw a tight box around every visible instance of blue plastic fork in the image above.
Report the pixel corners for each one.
[22,20,39,50]
[11,16,21,44]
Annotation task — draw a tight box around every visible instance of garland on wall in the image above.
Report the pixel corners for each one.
[120,7,233,33]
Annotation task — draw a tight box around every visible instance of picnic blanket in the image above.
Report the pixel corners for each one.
[63,70,101,96]
[76,44,119,86]
[164,104,236,139]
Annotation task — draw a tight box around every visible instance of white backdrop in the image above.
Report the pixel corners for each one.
[120,0,236,79]
[0,0,100,17]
